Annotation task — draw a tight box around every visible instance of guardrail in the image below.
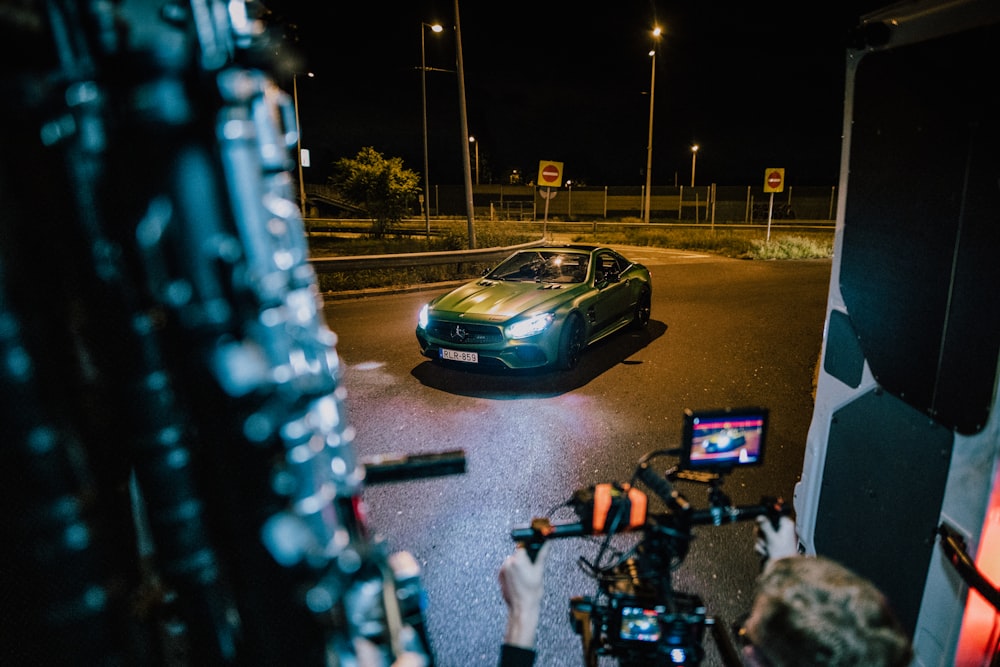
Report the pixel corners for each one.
[308,237,547,273]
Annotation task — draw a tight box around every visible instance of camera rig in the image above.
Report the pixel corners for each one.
[0,2,463,665]
[511,408,785,667]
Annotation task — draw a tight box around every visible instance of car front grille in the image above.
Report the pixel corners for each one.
[427,319,503,345]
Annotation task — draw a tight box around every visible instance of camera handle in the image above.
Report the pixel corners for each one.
[515,517,586,563]
[636,462,691,516]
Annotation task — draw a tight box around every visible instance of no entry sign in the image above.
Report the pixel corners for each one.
[537,160,564,188]
[763,168,785,193]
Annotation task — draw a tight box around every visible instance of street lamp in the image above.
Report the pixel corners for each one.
[421,22,443,237]
[469,136,479,184]
[292,71,314,219]
[643,26,662,224]
[690,144,699,187]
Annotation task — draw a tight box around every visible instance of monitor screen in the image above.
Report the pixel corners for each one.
[682,407,768,470]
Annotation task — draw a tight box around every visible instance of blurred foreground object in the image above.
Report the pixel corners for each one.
[0,1,445,664]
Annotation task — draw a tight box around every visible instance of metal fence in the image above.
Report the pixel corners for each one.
[420,183,837,223]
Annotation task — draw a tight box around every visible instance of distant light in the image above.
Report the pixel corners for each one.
[431,24,443,32]
[692,145,699,152]
[652,26,662,37]
[469,136,476,143]
[648,50,655,57]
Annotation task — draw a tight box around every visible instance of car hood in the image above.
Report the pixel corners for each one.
[430,279,578,321]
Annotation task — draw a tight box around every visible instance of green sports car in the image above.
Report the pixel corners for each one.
[416,245,652,370]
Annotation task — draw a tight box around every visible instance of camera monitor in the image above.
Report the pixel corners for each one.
[681,407,768,471]
[618,604,662,642]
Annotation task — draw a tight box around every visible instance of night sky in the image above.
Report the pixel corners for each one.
[262,1,891,188]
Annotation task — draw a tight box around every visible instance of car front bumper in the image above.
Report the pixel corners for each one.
[416,328,554,370]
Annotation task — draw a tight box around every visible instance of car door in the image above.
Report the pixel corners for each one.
[588,251,633,335]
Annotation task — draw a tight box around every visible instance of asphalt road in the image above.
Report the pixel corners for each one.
[321,247,832,666]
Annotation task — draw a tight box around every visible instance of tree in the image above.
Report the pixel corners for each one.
[329,147,420,238]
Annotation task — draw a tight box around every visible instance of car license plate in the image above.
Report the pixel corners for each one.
[440,348,478,363]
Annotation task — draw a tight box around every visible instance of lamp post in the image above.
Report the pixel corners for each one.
[643,26,662,224]
[469,136,479,184]
[454,0,476,248]
[421,22,443,237]
[690,144,699,187]
[292,71,313,219]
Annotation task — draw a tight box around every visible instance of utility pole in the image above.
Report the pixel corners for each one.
[454,0,476,248]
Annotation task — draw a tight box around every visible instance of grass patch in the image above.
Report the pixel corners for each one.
[568,227,833,260]
[308,221,537,257]
[316,262,495,293]
[748,235,833,259]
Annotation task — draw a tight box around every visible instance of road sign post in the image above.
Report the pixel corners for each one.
[763,168,785,242]
[538,187,557,235]
[537,161,564,236]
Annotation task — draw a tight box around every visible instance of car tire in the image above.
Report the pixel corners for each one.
[631,287,651,329]
[557,314,585,370]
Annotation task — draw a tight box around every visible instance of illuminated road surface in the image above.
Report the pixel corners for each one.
[322,249,831,667]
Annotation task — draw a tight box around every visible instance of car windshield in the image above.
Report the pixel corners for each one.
[486,251,590,284]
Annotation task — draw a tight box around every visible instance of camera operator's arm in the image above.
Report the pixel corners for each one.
[498,541,550,666]
[755,515,800,571]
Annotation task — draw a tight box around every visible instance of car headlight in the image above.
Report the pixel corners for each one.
[418,304,429,329]
[506,313,554,340]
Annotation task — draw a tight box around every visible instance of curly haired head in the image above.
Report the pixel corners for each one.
[744,556,913,667]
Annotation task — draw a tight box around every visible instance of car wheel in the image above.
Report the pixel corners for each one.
[631,287,651,329]
[557,314,585,370]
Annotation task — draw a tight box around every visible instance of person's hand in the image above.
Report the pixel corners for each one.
[755,515,798,570]
[499,542,550,649]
